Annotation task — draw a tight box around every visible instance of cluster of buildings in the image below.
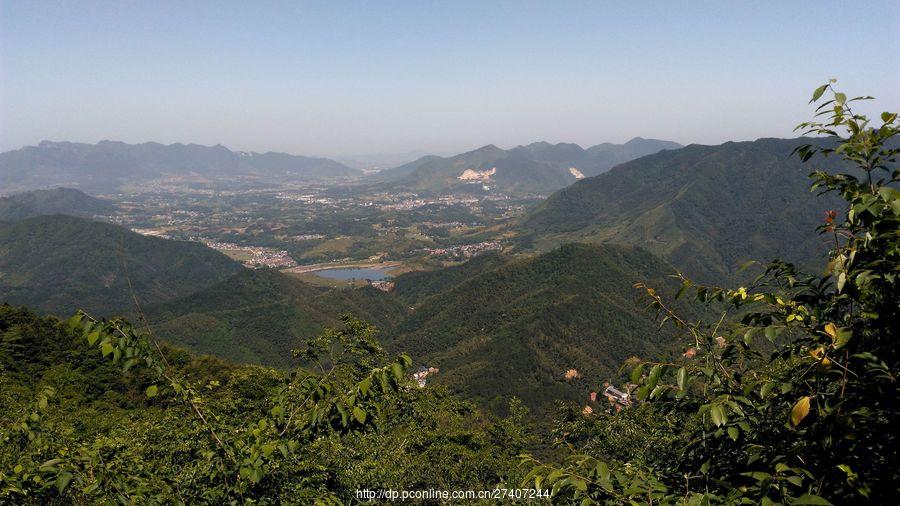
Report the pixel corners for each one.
[425,240,503,259]
[202,240,298,269]
[368,280,395,292]
[274,192,339,205]
[289,233,326,241]
[379,198,430,211]
[582,385,635,415]
[131,228,172,239]
[412,366,439,388]
[595,383,634,413]
[572,373,635,415]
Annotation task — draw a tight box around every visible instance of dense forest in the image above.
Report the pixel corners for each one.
[1,84,897,504]
[519,138,845,282]
[0,215,243,315]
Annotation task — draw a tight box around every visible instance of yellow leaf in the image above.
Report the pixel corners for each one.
[809,348,832,368]
[790,396,811,426]
[824,323,838,339]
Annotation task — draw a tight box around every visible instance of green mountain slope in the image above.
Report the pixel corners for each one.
[139,244,681,416]
[0,215,242,315]
[0,304,525,502]
[386,243,681,414]
[0,188,116,221]
[372,138,681,194]
[145,268,407,367]
[520,138,842,281]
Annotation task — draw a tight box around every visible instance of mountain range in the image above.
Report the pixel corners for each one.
[0,140,360,193]
[0,136,838,416]
[519,137,842,282]
[1,137,681,196]
[370,137,682,194]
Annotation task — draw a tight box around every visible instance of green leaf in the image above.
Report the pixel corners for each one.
[65,314,83,332]
[596,461,610,482]
[630,364,644,385]
[810,84,828,103]
[358,377,372,395]
[100,342,114,357]
[86,331,100,346]
[727,426,739,441]
[648,364,663,389]
[390,362,405,382]
[710,405,725,426]
[736,260,757,273]
[676,367,687,390]
[792,493,832,505]
[145,385,158,398]
[833,327,852,349]
[56,471,73,493]
[352,406,367,424]
[834,92,847,106]
[40,458,63,469]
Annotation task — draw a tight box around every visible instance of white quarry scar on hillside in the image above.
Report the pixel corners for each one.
[458,167,496,181]
[569,167,585,179]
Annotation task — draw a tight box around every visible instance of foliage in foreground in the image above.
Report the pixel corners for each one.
[0,309,528,503]
[523,84,898,504]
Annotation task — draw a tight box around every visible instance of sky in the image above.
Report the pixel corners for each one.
[1,0,898,158]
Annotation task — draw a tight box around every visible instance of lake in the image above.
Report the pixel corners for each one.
[311,267,392,281]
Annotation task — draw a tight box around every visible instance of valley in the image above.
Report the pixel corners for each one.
[2,119,897,503]
[2,3,896,501]
[0,136,838,417]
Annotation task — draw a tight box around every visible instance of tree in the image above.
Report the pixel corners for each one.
[523,82,899,504]
[1,310,412,502]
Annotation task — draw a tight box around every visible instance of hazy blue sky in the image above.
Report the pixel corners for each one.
[1,1,898,157]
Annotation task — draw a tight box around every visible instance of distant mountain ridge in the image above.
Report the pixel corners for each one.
[371,137,682,194]
[0,140,360,193]
[519,137,843,281]
[0,188,116,221]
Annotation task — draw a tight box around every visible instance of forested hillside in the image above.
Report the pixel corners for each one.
[0,304,530,502]
[145,269,407,367]
[372,138,681,194]
[520,137,843,281]
[0,215,242,315]
[0,188,116,221]
[387,243,682,414]
[521,83,899,504]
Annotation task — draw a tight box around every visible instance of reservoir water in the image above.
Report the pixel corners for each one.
[311,267,392,281]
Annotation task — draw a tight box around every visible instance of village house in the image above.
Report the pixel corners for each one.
[411,366,439,388]
[601,381,633,412]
